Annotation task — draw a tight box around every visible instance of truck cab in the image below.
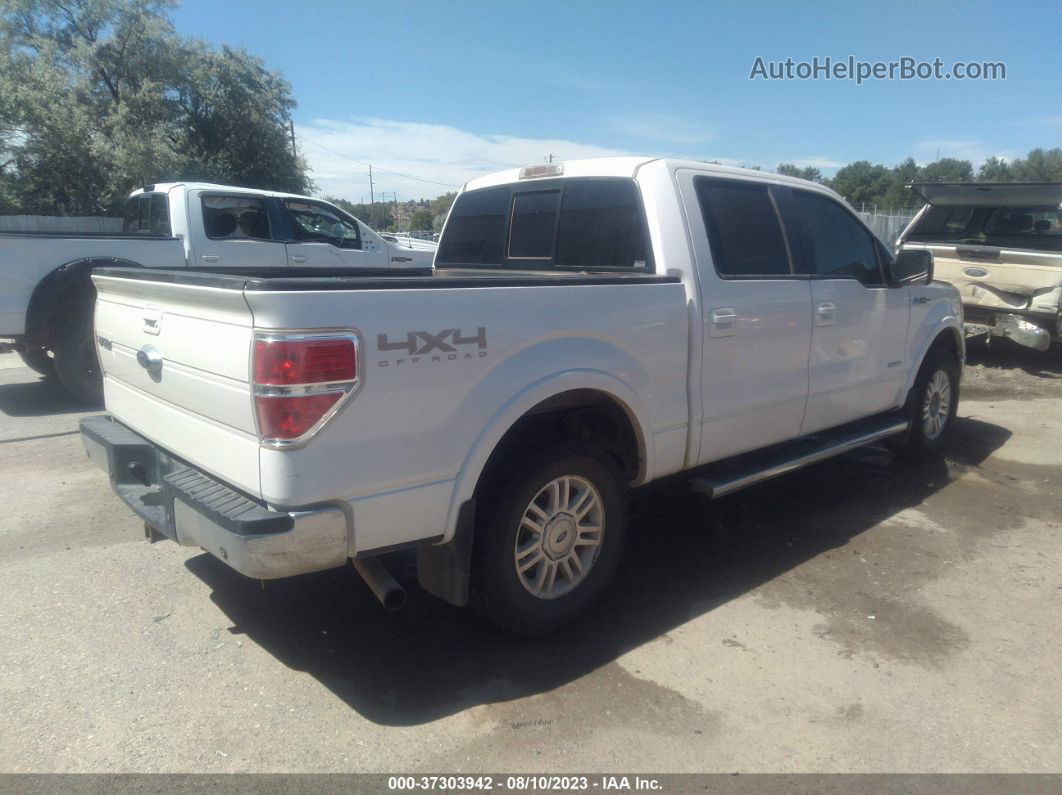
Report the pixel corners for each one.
[124,183,434,270]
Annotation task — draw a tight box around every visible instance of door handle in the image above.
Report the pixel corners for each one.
[709,308,738,338]
[290,255,307,264]
[815,302,836,326]
[200,254,220,263]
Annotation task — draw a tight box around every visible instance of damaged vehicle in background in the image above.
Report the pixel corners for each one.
[898,182,1062,351]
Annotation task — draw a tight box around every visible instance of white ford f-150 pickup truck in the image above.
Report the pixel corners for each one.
[0,183,435,402]
[80,157,964,633]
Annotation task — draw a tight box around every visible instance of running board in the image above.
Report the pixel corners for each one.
[690,417,909,500]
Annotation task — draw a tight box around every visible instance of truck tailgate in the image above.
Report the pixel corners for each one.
[92,272,262,497]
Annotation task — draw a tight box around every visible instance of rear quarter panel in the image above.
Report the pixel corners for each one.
[245,281,689,553]
[0,236,185,336]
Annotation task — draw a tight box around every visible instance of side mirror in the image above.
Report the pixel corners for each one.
[891,249,934,286]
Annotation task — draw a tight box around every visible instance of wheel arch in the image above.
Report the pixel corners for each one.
[441,371,653,544]
[904,322,964,402]
[23,257,143,347]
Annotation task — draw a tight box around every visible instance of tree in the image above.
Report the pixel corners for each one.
[1007,148,1062,181]
[977,156,1013,182]
[776,163,823,182]
[828,160,893,207]
[881,157,921,209]
[408,209,433,231]
[916,157,974,183]
[0,0,310,215]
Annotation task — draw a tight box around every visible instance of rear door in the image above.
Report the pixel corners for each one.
[679,172,813,464]
[281,199,388,268]
[189,191,288,268]
[789,188,909,433]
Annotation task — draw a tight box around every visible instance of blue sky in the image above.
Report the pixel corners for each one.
[175,0,1060,200]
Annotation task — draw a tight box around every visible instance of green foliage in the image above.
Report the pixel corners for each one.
[776,163,823,182]
[1005,148,1062,181]
[408,209,433,231]
[325,196,393,231]
[916,157,974,183]
[829,161,894,207]
[0,0,310,215]
[826,148,1062,211]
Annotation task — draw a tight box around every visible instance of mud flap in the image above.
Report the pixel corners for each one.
[417,499,476,607]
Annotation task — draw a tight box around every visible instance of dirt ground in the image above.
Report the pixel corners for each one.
[0,340,1059,773]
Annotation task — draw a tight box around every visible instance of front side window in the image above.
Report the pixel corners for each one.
[202,195,273,241]
[695,178,791,277]
[793,190,883,286]
[437,179,651,270]
[284,201,361,249]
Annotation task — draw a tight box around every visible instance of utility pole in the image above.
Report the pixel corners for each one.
[288,120,297,159]
[368,164,375,208]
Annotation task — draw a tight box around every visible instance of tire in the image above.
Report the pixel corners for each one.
[17,347,56,378]
[53,310,103,405]
[471,442,628,635]
[891,348,959,459]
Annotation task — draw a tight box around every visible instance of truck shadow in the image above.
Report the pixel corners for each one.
[0,376,100,417]
[185,415,1010,727]
[965,336,1062,378]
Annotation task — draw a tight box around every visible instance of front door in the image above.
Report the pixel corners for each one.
[282,199,387,268]
[191,192,288,268]
[680,172,814,465]
[788,189,909,433]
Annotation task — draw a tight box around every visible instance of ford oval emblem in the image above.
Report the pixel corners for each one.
[136,345,163,373]
[963,267,989,278]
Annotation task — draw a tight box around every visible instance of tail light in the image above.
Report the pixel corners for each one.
[251,331,360,445]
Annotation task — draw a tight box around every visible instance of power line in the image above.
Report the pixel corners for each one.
[299,134,460,188]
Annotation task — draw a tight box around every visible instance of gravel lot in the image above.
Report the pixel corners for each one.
[1,340,1060,773]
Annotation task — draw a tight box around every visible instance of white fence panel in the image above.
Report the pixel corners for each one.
[0,215,124,234]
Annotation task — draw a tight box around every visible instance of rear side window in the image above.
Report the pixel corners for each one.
[122,194,172,236]
[555,180,649,269]
[437,187,509,265]
[695,178,791,277]
[202,195,272,241]
[437,179,651,269]
[793,190,883,285]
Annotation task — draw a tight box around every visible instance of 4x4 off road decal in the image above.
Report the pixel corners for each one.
[375,327,487,366]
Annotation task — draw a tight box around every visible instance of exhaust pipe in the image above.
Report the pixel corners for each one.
[353,557,407,611]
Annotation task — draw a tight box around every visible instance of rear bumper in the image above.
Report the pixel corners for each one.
[80,415,348,579]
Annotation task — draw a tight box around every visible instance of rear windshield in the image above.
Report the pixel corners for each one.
[122,193,171,236]
[906,204,1062,253]
[437,178,652,270]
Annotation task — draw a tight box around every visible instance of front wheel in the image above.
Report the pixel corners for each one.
[891,348,960,459]
[471,443,628,634]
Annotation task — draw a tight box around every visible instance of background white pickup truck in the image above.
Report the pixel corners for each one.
[81,157,964,634]
[0,183,435,401]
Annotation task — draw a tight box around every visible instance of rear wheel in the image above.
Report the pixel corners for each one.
[17,347,56,378]
[53,310,103,405]
[471,442,628,634]
[891,348,959,459]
